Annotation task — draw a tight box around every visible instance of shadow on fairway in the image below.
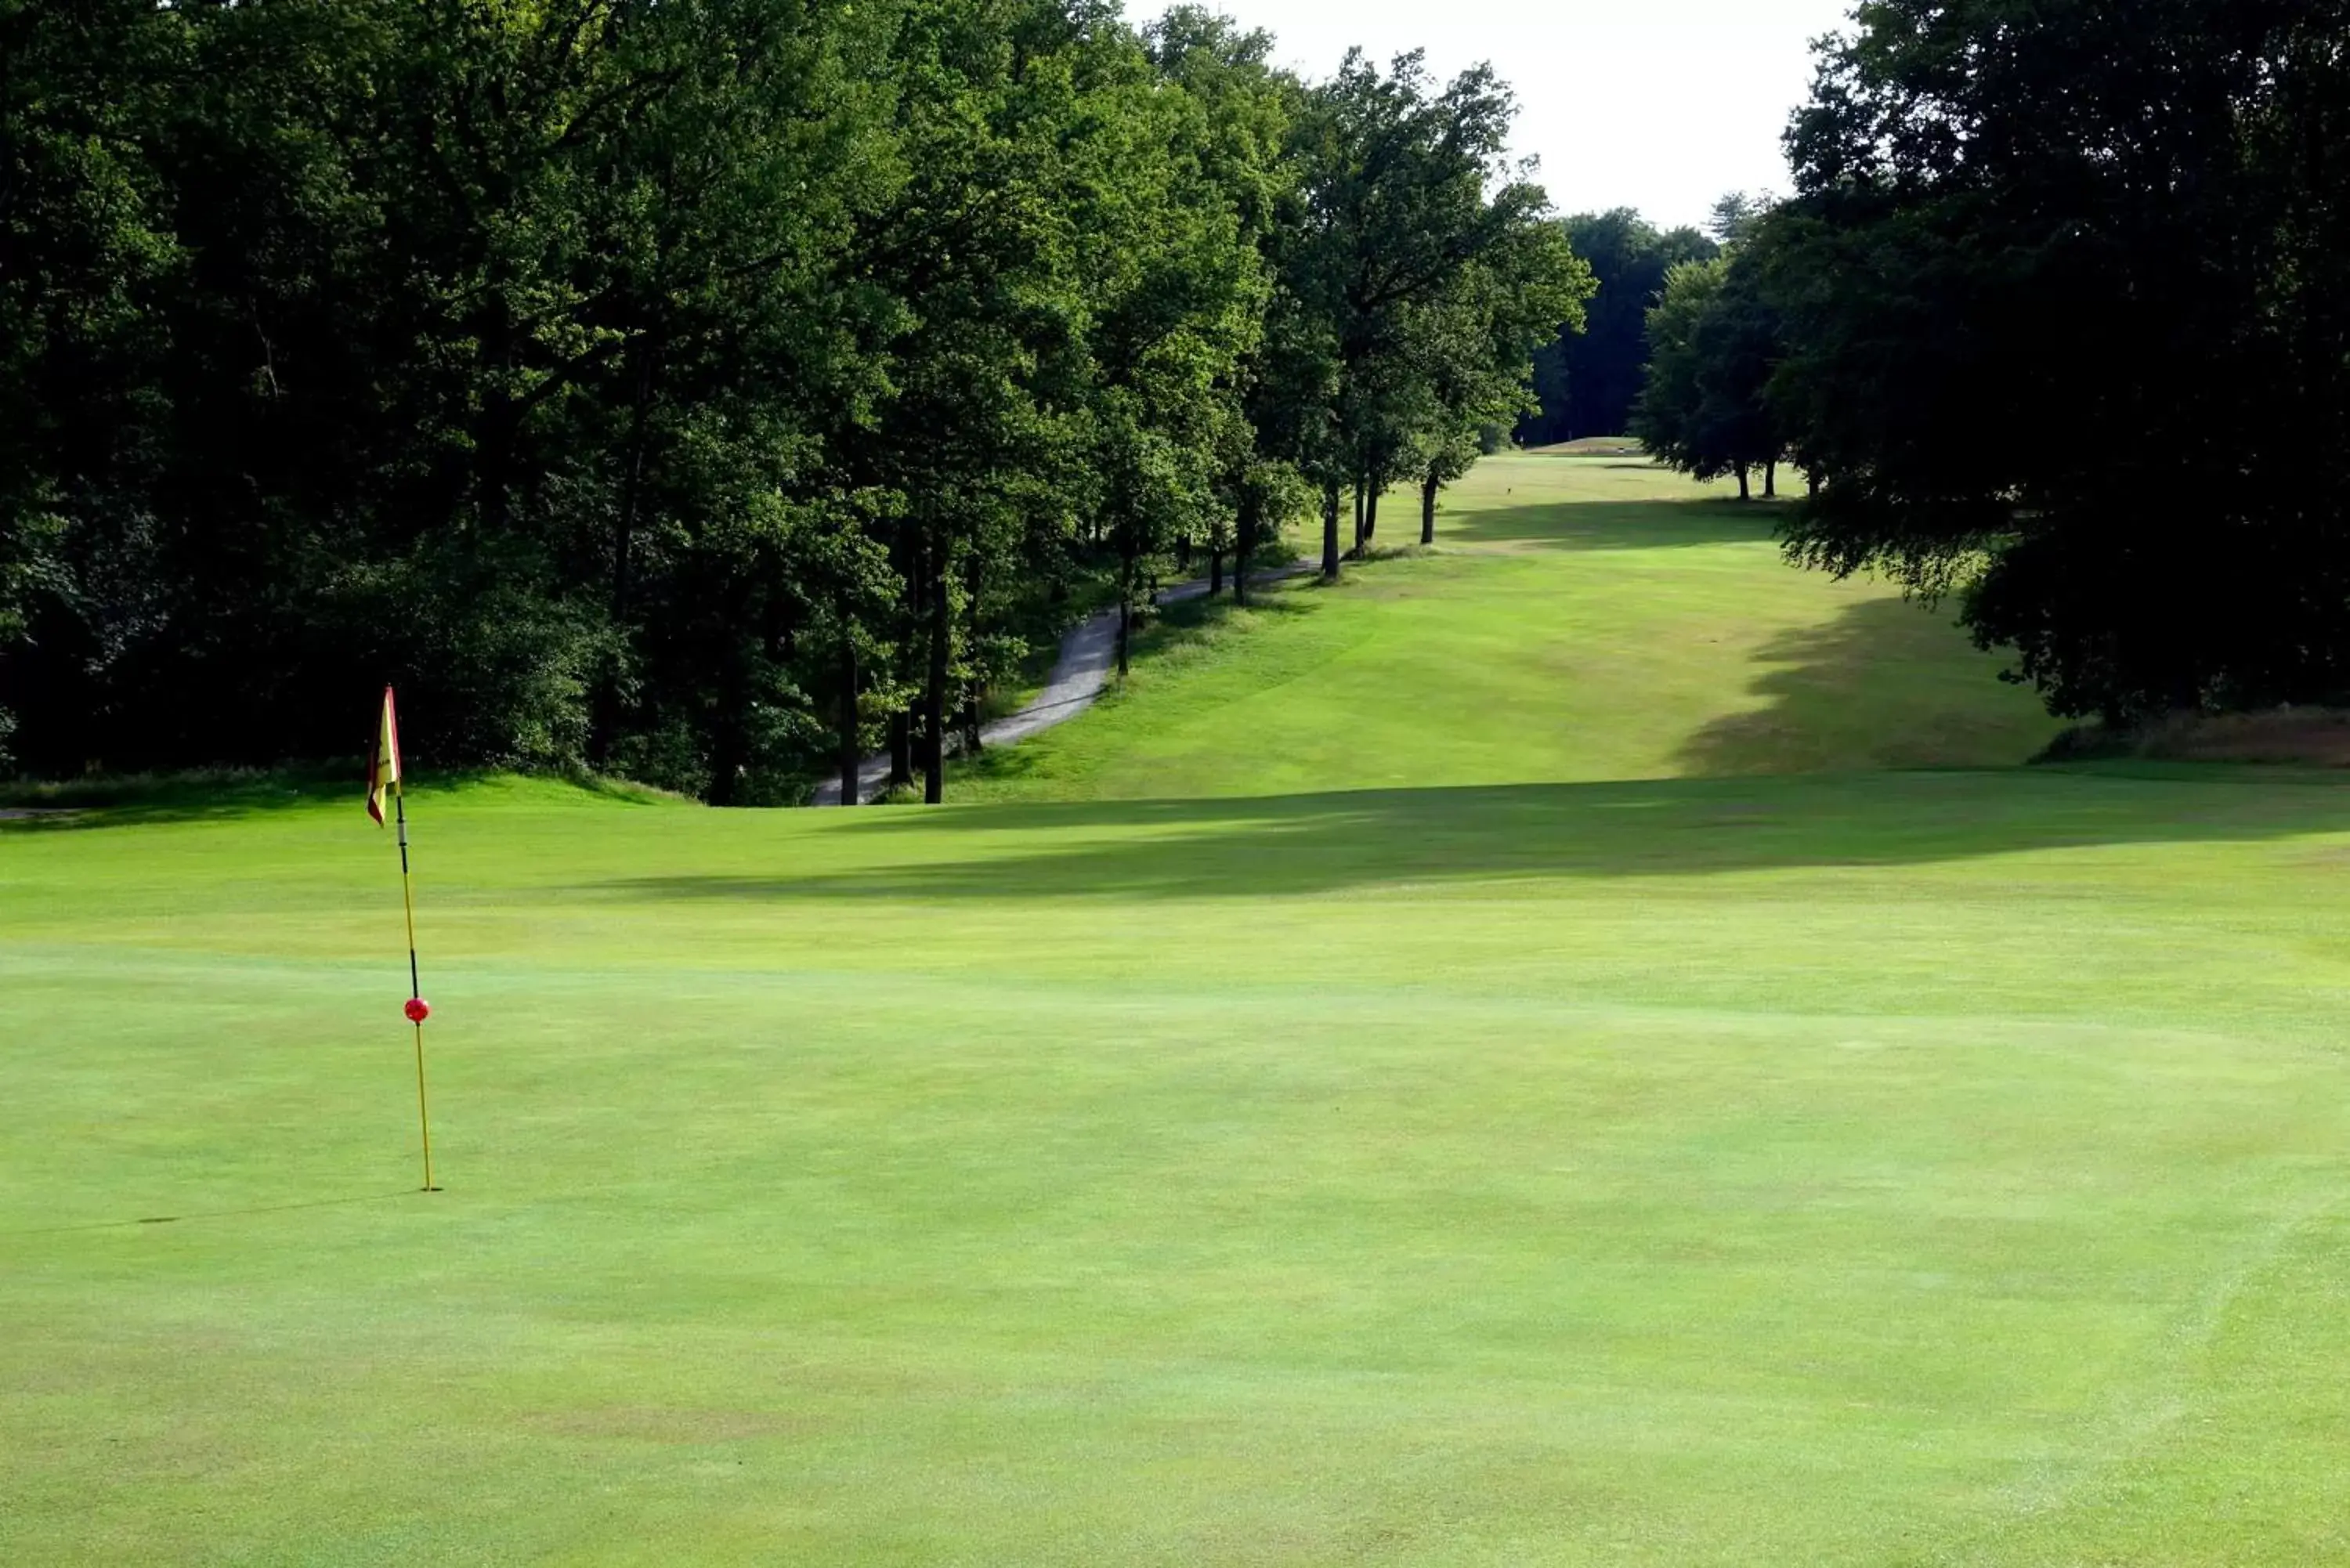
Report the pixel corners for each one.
[606,766,2350,902]
[0,768,357,830]
[1676,598,2059,775]
[0,1188,419,1237]
[1439,496,1784,552]
[0,768,667,833]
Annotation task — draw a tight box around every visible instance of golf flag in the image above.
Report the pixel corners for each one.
[367,685,402,826]
[367,684,437,1190]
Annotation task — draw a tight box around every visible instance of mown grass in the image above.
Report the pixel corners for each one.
[956,456,2059,800]
[6,461,2350,1565]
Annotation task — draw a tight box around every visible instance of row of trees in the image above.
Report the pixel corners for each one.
[1518,210,1716,448]
[0,0,1589,799]
[1631,0,2350,725]
[1631,196,1785,502]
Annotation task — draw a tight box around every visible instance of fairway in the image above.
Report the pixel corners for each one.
[10,468,2350,1563]
[958,455,2060,800]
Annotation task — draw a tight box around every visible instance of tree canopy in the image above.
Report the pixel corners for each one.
[1759,0,2350,722]
[0,0,1579,796]
[1632,226,1787,501]
[1519,209,1713,446]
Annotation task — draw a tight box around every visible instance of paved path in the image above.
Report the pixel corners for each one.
[811,565,1313,805]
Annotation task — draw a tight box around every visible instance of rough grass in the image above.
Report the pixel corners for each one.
[8,463,2350,1565]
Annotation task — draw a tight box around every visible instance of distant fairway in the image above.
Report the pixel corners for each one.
[959,453,2060,800]
[11,469,2350,1563]
[1524,435,1647,455]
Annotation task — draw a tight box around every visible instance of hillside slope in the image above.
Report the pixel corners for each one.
[956,453,2059,801]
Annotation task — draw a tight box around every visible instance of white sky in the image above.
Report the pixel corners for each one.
[1162,0,1858,231]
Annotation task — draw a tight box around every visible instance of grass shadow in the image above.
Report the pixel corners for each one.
[0,1188,421,1237]
[0,766,361,830]
[0,766,682,832]
[1441,497,1788,553]
[601,766,2350,902]
[1674,598,2059,775]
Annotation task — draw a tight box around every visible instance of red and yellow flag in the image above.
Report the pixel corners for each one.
[367,685,403,826]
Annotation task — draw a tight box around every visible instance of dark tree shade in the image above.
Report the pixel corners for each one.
[1766,0,2350,722]
[1519,209,1715,445]
[0,0,1569,795]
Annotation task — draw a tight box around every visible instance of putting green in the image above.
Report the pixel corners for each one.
[7,464,2350,1564]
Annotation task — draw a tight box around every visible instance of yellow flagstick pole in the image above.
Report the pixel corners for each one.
[393,779,438,1192]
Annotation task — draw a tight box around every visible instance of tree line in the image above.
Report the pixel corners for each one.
[0,0,1589,800]
[1631,0,2350,726]
[1517,208,1716,450]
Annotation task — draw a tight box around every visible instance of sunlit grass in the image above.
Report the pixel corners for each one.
[956,454,2058,801]
[6,465,2348,1563]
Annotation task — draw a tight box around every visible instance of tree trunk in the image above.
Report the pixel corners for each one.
[1235,491,1257,605]
[707,580,752,806]
[1364,482,1379,544]
[591,347,656,768]
[888,709,912,790]
[1421,465,1441,545]
[1117,520,1139,677]
[1736,464,1751,501]
[963,553,984,754]
[1209,544,1224,597]
[1350,475,1366,557]
[923,557,949,804]
[1321,482,1342,581]
[1764,459,1777,499]
[837,636,859,806]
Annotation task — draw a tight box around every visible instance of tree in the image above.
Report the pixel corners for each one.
[1085,9,1271,674]
[1765,0,2350,722]
[1405,225,1591,544]
[0,0,184,772]
[1282,49,1553,580]
[1706,190,1771,247]
[0,0,896,791]
[0,0,1611,797]
[1632,244,1785,500]
[1520,209,1715,446]
[1144,8,1297,605]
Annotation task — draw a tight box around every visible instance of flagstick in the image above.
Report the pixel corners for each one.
[394,782,438,1192]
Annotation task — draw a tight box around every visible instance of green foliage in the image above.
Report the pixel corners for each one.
[1402,220,1592,539]
[1274,49,1573,573]
[0,0,1581,794]
[1632,241,1785,496]
[1630,258,1720,476]
[1521,208,1716,445]
[1763,0,2350,721]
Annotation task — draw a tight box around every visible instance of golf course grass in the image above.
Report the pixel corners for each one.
[957,455,2060,800]
[9,458,2350,1564]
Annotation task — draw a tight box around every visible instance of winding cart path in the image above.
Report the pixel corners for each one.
[811,565,1312,805]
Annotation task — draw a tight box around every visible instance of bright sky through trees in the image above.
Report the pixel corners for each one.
[1184,0,1855,228]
